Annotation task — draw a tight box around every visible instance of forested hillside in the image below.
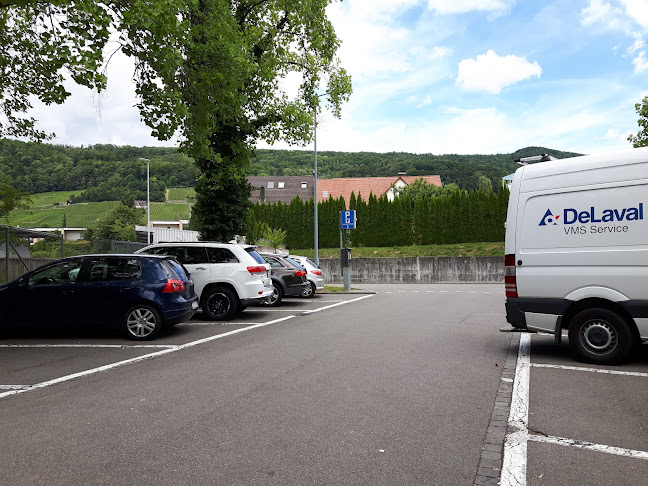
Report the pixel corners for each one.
[0,138,581,197]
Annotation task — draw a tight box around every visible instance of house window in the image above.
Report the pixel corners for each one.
[278,182,285,189]
[301,182,308,189]
[322,190,329,198]
[267,181,275,189]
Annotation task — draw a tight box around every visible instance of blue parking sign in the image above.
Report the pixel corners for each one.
[340,210,356,229]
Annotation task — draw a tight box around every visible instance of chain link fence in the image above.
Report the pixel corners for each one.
[0,225,148,283]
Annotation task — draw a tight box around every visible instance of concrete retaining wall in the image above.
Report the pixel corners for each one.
[319,256,504,284]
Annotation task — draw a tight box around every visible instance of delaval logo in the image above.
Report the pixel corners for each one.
[539,209,560,226]
[539,203,644,234]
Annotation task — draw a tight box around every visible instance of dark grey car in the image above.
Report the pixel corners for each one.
[259,253,309,306]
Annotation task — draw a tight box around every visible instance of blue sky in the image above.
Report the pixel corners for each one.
[33,0,648,155]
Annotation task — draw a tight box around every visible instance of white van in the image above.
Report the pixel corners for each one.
[505,147,648,364]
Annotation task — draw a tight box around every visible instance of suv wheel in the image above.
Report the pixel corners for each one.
[202,286,238,321]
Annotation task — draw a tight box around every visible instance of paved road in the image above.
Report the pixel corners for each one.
[1,283,646,485]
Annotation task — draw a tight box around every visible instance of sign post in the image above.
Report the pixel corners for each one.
[339,210,356,291]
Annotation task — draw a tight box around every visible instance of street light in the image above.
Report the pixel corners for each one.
[313,92,329,266]
[138,158,151,244]
[314,108,319,265]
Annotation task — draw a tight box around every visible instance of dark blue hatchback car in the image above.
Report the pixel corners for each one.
[0,254,198,340]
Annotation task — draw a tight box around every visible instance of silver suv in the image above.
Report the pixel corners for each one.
[136,243,272,320]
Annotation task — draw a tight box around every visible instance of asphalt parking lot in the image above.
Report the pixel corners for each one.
[0,284,647,486]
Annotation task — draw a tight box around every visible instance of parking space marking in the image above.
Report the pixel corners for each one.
[531,363,648,378]
[0,295,372,400]
[528,434,648,460]
[0,315,296,400]
[500,333,648,486]
[501,332,531,486]
[301,294,373,314]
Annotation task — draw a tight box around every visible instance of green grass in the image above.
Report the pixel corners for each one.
[166,187,195,202]
[26,190,83,207]
[150,202,191,221]
[291,242,504,258]
[7,201,120,228]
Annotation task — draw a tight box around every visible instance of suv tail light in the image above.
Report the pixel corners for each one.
[247,266,267,275]
[163,279,186,293]
[310,270,322,276]
[504,254,517,298]
[295,270,307,277]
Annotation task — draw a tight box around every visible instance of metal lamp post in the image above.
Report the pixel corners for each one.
[138,158,151,243]
[314,109,319,265]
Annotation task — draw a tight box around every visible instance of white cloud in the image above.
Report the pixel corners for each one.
[633,51,648,72]
[427,0,513,14]
[619,0,648,28]
[580,0,620,28]
[456,50,541,94]
[581,0,648,30]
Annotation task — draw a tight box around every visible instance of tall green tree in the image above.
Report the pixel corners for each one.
[628,96,648,147]
[0,1,116,140]
[86,199,144,242]
[119,0,351,240]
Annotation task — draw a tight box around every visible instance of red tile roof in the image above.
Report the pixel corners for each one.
[317,175,442,204]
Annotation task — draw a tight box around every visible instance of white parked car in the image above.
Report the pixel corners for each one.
[136,242,272,320]
[288,255,325,298]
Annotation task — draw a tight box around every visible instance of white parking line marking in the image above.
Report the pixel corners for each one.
[528,434,648,460]
[180,322,260,326]
[0,344,176,349]
[501,332,531,486]
[0,295,373,400]
[0,385,31,390]
[531,363,648,378]
[0,315,296,400]
[302,295,373,314]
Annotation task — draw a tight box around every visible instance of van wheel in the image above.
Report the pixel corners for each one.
[568,308,635,364]
[202,287,238,321]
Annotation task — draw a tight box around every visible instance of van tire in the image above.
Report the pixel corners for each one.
[202,287,238,321]
[568,308,635,364]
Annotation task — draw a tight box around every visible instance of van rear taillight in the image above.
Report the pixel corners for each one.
[247,266,267,275]
[504,254,518,298]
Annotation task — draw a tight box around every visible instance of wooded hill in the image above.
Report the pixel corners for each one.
[0,138,581,198]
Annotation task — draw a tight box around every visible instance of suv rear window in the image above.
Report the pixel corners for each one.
[246,249,266,264]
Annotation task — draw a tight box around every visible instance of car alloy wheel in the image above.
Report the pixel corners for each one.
[125,305,161,340]
[202,286,238,320]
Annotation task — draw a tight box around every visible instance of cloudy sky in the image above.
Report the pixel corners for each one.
[32,0,648,155]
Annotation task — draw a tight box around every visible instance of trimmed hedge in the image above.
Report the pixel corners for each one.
[246,188,508,248]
